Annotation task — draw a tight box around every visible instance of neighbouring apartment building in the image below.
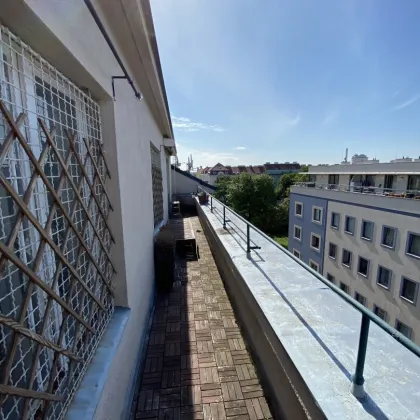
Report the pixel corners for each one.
[289,160,420,344]
[197,161,300,185]
[0,1,175,419]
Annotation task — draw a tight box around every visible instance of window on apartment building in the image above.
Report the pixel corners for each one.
[406,233,420,258]
[295,202,303,217]
[340,282,349,294]
[355,292,367,306]
[328,243,337,259]
[373,305,387,321]
[150,144,164,227]
[293,249,301,259]
[342,249,352,268]
[326,273,335,282]
[408,175,420,191]
[331,212,340,229]
[328,174,339,186]
[357,256,370,277]
[344,216,355,235]
[377,266,391,289]
[381,226,397,249]
[309,260,319,272]
[0,27,115,419]
[361,221,374,241]
[312,206,323,224]
[310,234,321,251]
[395,320,413,339]
[400,277,418,304]
[294,225,302,241]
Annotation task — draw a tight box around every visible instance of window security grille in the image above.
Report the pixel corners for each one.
[150,144,163,227]
[0,26,115,419]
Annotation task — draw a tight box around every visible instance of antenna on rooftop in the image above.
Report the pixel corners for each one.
[344,148,349,163]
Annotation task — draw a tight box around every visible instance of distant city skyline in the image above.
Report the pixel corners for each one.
[152,0,420,168]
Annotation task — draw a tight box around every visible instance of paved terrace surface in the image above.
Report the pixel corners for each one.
[131,217,273,420]
[199,199,420,420]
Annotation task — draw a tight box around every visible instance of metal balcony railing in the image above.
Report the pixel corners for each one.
[197,186,420,399]
[294,182,420,199]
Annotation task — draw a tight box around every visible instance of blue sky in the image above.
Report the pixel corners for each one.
[151,0,420,168]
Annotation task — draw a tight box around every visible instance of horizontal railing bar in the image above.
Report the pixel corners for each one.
[0,384,63,401]
[197,186,420,359]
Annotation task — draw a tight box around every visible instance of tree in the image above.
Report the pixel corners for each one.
[275,172,309,200]
[213,175,233,203]
[301,165,309,172]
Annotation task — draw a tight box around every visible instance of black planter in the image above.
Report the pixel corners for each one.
[154,243,175,293]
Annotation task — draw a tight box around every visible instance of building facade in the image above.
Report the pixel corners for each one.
[0,1,175,419]
[289,162,420,344]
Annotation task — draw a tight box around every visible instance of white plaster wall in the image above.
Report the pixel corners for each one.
[172,168,199,195]
[316,174,329,185]
[324,202,420,343]
[339,174,350,186]
[8,2,170,419]
[395,175,408,191]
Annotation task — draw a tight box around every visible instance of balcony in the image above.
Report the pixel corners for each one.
[189,192,420,419]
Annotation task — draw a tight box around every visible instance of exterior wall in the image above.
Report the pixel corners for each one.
[308,161,420,175]
[289,194,327,274]
[323,201,420,343]
[172,167,216,195]
[2,2,171,419]
[339,174,350,186]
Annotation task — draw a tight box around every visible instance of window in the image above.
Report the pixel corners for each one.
[310,234,321,251]
[406,233,420,258]
[309,260,319,272]
[326,273,335,282]
[395,320,413,339]
[381,226,397,249]
[361,221,374,241]
[377,266,391,289]
[344,216,355,235]
[373,305,387,321]
[312,206,323,224]
[340,282,349,294]
[293,249,301,259]
[328,243,337,259]
[357,256,369,277]
[342,249,352,268]
[355,292,366,306]
[331,212,340,229]
[151,144,164,227]
[400,277,418,304]
[408,175,420,191]
[294,225,302,241]
[328,174,339,186]
[295,202,303,217]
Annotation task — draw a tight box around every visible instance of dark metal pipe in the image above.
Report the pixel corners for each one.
[84,0,142,100]
[352,314,370,398]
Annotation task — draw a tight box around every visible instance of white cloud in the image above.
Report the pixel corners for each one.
[394,94,420,111]
[234,146,246,150]
[287,114,301,127]
[322,109,340,125]
[171,116,225,132]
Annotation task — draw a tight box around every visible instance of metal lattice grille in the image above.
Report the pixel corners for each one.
[0,26,115,419]
[150,144,163,227]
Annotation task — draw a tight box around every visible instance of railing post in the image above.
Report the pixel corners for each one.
[246,224,250,253]
[351,313,370,399]
[210,196,213,212]
[223,205,226,229]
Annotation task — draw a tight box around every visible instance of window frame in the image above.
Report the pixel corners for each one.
[357,256,370,278]
[373,305,387,321]
[354,292,367,306]
[293,225,302,242]
[344,216,356,235]
[312,206,323,225]
[293,248,301,259]
[294,201,303,218]
[395,319,413,339]
[361,220,374,242]
[381,225,397,249]
[406,232,420,259]
[326,273,335,283]
[341,248,352,268]
[328,242,337,260]
[309,259,319,272]
[400,277,418,305]
[330,212,340,230]
[376,265,391,290]
[310,233,321,252]
[339,282,349,294]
